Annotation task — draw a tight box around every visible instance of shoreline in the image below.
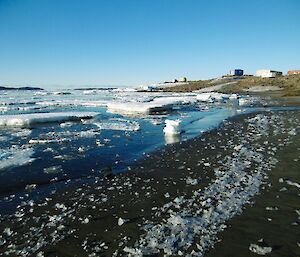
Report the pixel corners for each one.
[162,74,300,98]
[0,108,299,256]
[205,128,300,257]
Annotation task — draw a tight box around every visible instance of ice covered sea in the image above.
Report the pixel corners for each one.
[0,88,256,214]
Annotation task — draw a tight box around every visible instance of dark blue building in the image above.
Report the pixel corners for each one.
[229,69,244,76]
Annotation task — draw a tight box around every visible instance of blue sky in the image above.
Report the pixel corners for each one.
[0,0,299,88]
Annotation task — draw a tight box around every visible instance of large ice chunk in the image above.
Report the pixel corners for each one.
[196,93,213,102]
[163,119,181,135]
[107,96,197,115]
[0,112,98,128]
[107,102,171,115]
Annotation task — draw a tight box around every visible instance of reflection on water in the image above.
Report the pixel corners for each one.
[164,133,181,144]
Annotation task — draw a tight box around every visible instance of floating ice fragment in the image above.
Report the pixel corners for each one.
[25,184,37,192]
[234,145,243,151]
[60,121,74,128]
[29,138,69,144]
[43,165,63,174]
[78,147,85,153]
[186,177,198,185]
[3,228,13,236]
[286,180,300,189]
[36,251,44,257]
[123,247,142,255]
[94,119,140,131]
[82,218,90,224]
[118,217,125,226]
[249,243,272,255]
[265,206,278,211]
[55,203,66,210]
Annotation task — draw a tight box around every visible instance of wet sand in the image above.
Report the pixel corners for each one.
[205,126,300,257]
[0,109,299,257]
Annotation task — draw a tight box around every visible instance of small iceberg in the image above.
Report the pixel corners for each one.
[163,119,181,135]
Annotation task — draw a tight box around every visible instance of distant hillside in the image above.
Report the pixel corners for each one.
[220,75,300,96]
[163,75,300,96]
[74,87,116,91]
[0,86,44,91]
[162,79,213,92]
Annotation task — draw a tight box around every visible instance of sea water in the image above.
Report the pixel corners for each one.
[0,88,251,214]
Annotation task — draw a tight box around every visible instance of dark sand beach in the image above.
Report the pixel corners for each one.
[0,109,299,257]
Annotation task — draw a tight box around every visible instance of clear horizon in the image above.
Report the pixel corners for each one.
[0,0,299,89]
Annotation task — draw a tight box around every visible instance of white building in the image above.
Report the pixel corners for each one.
[256,69,282,78]
[178,77,187,82]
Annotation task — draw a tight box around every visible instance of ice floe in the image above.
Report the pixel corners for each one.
[0,112,98,128]
[249,242,272,255]
[107,96,197,115]
[43,165,63,174]
[94,119,140,131]
[0,147,35,171]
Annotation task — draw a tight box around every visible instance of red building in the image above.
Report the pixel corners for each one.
[288,70,300,75]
